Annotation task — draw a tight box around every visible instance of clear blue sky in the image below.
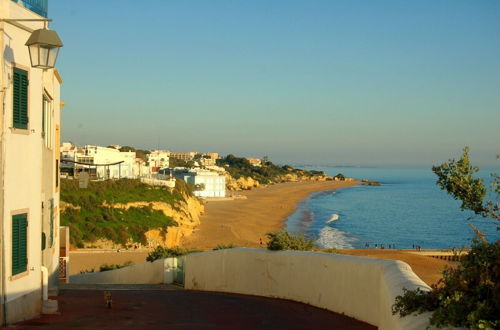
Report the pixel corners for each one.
[49,0,500,167]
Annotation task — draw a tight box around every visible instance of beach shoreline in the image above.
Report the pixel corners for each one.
[180,180,360,249]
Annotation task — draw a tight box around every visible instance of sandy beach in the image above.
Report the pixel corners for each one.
[69,180,453,284]
[180,180,360,249]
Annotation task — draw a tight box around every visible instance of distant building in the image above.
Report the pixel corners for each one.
[246,158,262,167]
[61,142,77,176]
[0,0,62,323]
[170,151,197,162]
[147,150,170,172]
[68,145,137,179]
[197,152,219,167]
[173,168,226,198]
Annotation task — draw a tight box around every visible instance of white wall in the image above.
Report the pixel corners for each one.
[69,258,178,285]
[184,248,432,330]
[0,0,61,323]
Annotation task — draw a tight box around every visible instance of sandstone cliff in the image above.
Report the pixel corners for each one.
[63,195,204,249]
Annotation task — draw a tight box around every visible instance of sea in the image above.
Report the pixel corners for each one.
[285,167,499,250]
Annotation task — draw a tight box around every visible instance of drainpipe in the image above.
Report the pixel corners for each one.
[40,267,48,301]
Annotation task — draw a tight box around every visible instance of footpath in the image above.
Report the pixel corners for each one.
[6,284,375,330]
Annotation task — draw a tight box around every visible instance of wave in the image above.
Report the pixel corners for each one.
[316,226,357,249]
[326,213,339,223]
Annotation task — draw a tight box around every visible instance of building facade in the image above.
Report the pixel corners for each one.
[170,151,197,162]
[0,0,62,323]
[147,150,170,172]
[72,145,136,180]
[174,169,226,198]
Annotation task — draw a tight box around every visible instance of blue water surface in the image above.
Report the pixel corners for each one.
[285,167,499,249]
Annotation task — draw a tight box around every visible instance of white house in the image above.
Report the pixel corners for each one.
[0,0,63,323]
[174,168,226,198]
[73,145,136,180]
[147,150,170,172]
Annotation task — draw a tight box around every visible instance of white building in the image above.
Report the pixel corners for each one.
[0,0,62,323]
[74,145,136,180]
[174,169,226,198]
[147,150,170,172]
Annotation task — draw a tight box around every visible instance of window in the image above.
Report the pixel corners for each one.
[12,67,29,129]
[12,213,28,276]
[42,93,53,148]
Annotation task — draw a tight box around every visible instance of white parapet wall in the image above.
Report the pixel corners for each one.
[184,248,432,330]
[69,258,177,284]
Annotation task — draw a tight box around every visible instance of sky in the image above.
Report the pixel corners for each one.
[49,0,500,167]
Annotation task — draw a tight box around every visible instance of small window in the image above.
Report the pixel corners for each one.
[13,68,29,129]
[12,213,28,275]
[42,93,53,148]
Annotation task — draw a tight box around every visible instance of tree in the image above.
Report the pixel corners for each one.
[392,147,499,329]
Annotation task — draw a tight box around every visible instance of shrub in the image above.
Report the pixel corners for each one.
[99,260,133,272]
[324,248,340,254]
[213,243,236,250]
[266,231,314,251]
[393,148,499,329]
[393,239,500,329]
[146,246,190,262]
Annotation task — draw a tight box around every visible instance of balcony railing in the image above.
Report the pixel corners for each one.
[11,0,48,18]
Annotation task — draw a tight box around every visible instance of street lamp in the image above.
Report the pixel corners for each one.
[25,28,63,69]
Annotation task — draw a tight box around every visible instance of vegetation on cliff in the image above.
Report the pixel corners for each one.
[60,179,193,248]
[216,154,326,185]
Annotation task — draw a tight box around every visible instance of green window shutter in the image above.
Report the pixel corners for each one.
[13,68,29,129]
[49,199,54,247]
[42,232,46,250]
[12,214,28,275]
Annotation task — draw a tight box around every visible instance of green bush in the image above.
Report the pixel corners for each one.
[213,243,236,250]
[266,231,315,251]
[99,261,134,272]
[146,246,191,262]
[393,240,499,329]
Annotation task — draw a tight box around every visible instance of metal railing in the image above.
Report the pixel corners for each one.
[11,0,48,18]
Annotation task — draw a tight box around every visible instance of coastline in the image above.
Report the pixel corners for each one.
[180,180,360,249]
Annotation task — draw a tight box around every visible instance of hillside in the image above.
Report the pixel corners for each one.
[60,179,203,248]
[217,155,329,190]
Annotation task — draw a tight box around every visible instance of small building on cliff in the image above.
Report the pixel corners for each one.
[173,168,226,198]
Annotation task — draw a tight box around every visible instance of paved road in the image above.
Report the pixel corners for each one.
[9,286,376,330]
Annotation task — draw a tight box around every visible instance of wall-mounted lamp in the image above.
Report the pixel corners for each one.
[0,18,63,69]
[25,28,63,69]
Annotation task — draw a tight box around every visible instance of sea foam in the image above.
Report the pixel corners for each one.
[326,213,339,223]
[316,226,357,249]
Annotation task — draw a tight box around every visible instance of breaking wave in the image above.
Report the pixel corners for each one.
[326,213,339,223]
[316,226,357,249]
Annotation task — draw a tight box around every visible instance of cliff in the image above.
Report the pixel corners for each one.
[60,178,204,249]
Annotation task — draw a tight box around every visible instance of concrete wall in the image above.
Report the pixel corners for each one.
[184,248,432,330]
[69,258,177,285]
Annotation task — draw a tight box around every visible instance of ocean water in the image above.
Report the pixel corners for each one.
[285,167,499,249]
